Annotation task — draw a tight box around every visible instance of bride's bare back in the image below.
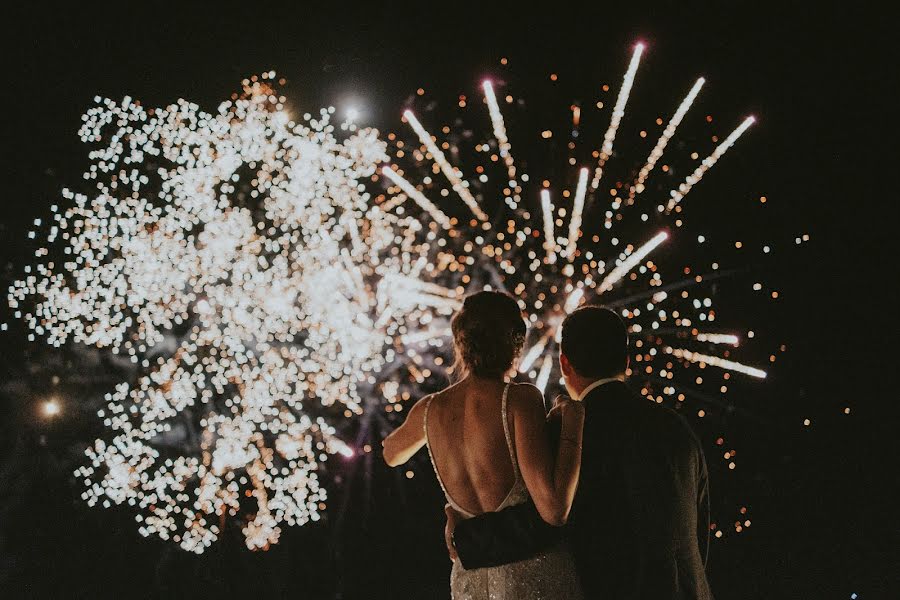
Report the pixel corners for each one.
[384,374,582,525]
[425,378,519,515]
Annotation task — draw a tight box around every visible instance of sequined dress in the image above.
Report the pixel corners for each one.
[424,384,584,600]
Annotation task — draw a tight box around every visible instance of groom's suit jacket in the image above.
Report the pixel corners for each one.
[453,381,714,600]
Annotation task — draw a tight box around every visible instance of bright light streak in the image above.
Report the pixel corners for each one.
[377,274,462,314]
[518,333,550,373]
[381,167,452,229]
[483,81,519,208]
[592,43,644,189]
[565,168,589,259]
[403,110,488,221]
[332,440,355,458]
[564,287,585,313]
[535,354,554,393]
[628,77,705,202]
[598,231,668,294]
[541,189,556,260]
[695,332,739,345]
[666,116,755,211]
[665,347,767,379]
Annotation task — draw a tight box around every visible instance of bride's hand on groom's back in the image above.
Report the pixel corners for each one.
[548,397,585,453]
[548,395,584,422]
[546,395,567,422]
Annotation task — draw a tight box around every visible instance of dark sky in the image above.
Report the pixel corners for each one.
[2,2,896,598]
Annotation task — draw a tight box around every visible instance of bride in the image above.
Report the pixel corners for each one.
[383,291,585,599]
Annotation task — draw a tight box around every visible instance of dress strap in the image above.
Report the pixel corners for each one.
[422,395,433,441]
[500,384,522,481]
[423,395,474,518]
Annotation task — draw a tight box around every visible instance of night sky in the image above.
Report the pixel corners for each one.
[2,2,896,598]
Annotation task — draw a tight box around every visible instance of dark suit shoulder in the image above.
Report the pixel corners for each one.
[629,394,704,460]
[651,402,700,440]
[584,383,702,456]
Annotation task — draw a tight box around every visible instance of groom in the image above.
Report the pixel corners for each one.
[449,306,714,599]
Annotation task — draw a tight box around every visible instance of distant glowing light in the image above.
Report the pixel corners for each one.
[43,399,61,417]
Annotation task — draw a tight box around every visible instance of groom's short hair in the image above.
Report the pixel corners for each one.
[560,306,628,379]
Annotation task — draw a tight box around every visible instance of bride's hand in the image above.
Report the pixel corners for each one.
[548,395,583,422]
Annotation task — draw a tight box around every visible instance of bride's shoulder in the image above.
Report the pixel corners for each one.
[415,385,455,410]
[509,381,541,394]
[428,381,461,402]
[507,382,545,408]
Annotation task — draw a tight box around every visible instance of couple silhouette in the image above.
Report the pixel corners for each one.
[384,291,713,599]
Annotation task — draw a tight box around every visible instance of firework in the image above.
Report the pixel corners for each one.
[10,44,776,552]
[403,110,488,221]
[664,347,767,379]
[665,116,756,212]
[597,231,669,294]
[483,80,520,209]
[381,46,763,391]
[378,45,772,539]
[540,189,556,260]
[564,168,589,260]
[381,166,452,229]
[626,77,705,205]
[591,43,644,190]
[9,73,427,553]
[694,332,740,345]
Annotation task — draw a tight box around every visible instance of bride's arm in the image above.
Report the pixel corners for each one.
[382,397,429,467]
[512,385,584,526]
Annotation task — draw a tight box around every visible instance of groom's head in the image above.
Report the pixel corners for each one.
[559,306,628,397]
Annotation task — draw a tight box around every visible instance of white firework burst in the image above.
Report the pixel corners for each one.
[9,73,428,553]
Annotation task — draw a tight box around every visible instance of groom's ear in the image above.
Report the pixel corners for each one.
[559,352,572,378]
